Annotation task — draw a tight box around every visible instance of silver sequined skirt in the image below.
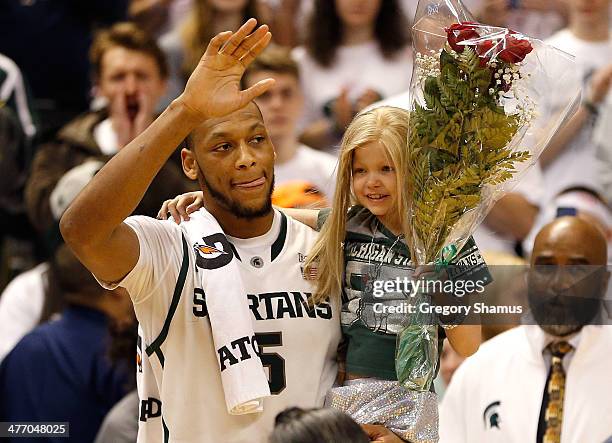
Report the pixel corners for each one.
[325,379,439,443]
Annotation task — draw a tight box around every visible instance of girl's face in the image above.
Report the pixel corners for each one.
[335,0,382,28]
[352,141,398,221]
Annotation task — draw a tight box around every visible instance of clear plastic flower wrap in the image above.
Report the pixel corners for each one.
[396,0,581,391]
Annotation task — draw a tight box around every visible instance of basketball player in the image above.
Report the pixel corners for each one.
[60,20,340,442]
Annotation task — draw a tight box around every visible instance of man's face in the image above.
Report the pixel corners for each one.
[527,219,609,337]
[185,104,275,219]
[97,46,167,120]
[246,71,303,141]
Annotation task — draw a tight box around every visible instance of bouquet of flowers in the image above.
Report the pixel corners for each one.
[396,0,581,391]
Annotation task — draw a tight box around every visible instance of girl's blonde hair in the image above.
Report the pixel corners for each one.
[306,106,412,305]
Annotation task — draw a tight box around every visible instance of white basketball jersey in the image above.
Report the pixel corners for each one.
[112,210,340,443]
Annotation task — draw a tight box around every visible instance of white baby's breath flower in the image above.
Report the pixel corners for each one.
[415,52,441,81]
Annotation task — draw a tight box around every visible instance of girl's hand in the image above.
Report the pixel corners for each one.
[415,265,482,356]
[157,191,204,223]
[413,264,449,304]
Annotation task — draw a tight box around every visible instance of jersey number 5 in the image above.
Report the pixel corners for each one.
[255,332,286,395]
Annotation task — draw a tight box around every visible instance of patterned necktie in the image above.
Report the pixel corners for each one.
[540,341,573,443]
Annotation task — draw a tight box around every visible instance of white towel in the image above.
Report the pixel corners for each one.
[183,209,271,415]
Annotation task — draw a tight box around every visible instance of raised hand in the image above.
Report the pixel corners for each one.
[178,18,274,120]
[111,90,155,149]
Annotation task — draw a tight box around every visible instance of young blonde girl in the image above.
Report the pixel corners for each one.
[303,106,485,442]
[160,106,486,442]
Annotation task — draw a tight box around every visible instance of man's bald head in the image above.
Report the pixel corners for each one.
[532,216,607,266]
[529,216,609,337]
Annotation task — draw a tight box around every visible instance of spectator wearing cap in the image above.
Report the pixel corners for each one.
[0,160,101,365]
[1,148,187,366]
[0,160,137,442]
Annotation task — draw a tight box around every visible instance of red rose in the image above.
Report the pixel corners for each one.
[476,39,495,58]
[498,35,533,63]
[446,22,480,53]
[476,39,496,66]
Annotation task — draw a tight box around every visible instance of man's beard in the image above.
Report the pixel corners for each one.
[528,279,603,337]
[197,163,274,220]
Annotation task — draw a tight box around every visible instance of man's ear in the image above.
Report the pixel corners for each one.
[181,148,198,180]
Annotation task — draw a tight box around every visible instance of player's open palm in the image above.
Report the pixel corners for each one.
[180,18,274,119]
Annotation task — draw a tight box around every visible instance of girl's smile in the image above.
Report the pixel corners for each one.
[352,141,401,232]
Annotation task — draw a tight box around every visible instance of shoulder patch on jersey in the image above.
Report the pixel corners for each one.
[194,233,234,270]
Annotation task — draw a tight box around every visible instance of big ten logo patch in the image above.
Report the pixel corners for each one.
[140,397,162,422]
[194,233,233,270]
